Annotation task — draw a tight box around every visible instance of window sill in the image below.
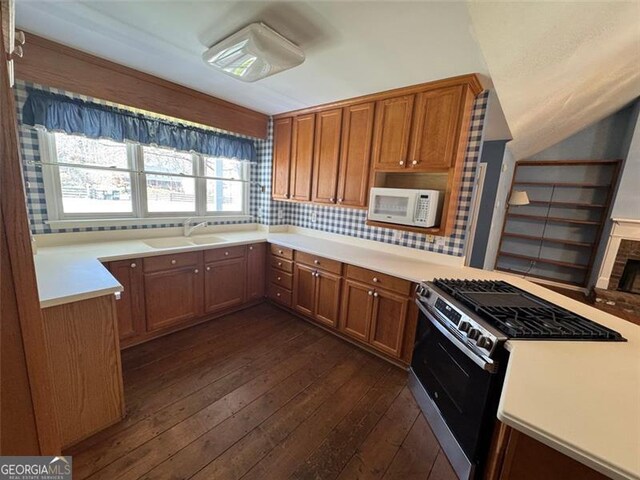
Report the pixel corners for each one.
[46,215,254,229]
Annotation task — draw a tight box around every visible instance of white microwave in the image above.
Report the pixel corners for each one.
[368,188,443,228]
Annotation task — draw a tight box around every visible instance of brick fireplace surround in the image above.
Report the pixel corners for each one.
[595,220,640,317]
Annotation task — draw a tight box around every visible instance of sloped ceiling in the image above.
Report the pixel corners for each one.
[468,1,640,159]
[16,1,491,116]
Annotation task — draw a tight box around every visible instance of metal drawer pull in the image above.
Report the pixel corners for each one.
[278,262,282,266]
[373,292,379,297]
[277,276,281,281]
[314,260,319,265]
[368,290,373,296]
[278,249,283,254]
[399,160,404,165]
[224,251,229,256]
[412,160,418,165]
[276,292,281,297]
[372,277,379,283]
[130,262,136,268]
[194,269,199,274]
[249,246,254,250]
[171,259,177,265]
[206,267,211,271]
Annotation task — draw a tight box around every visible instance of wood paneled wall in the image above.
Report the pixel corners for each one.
[14,33,269,139]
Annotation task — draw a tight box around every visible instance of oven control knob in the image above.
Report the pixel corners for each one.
[477,336,494,350]
[458,321,471,333]
[467,328,481,340]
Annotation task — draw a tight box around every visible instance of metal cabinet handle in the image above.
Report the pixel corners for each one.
[338,198,343,203]
[399,160,404,166]
[171,259,177,265]
[224,251,229,256]
[372,277,379,283]
[278,249,283,254]
[276,292,281,297]
[206,266,211,271]
[330,197,335,202]
[277,276,281,281]
[314,259,320,265]
[373,292,379,297]
[278,262,282,266]
[130,262,137,268]
[411,160,418,165]
[368,290,373,296]
[249,246,254,251]
[194,269,199,274]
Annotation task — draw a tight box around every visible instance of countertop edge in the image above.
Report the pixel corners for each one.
[40,285,124,309]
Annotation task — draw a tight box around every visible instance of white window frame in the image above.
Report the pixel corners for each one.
[39,131,251,227]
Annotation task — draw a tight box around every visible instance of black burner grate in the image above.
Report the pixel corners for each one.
[433,279,625,341]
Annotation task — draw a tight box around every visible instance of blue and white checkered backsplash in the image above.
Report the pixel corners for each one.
[15,79,487,257]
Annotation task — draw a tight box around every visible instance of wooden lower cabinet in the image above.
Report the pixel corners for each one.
[294,262,342,328]
[246,243,266,301]
[107,259,145,342]
[144,266,204,332]
[340,279,374,342]
[205,257,246,314]
[486,422,609,480]
[41,295,125,448]
[369,289,409,357]
[314,270,342,328]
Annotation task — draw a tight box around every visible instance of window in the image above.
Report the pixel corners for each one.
[40,131,249,223]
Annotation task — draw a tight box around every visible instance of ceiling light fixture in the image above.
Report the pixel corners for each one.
[202,22,305,82]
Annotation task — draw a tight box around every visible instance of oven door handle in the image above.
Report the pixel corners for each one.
[417,300,498,373]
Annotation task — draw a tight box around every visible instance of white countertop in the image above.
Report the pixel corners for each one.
[33,227,640,480]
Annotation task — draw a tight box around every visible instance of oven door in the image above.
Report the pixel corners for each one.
[410,303,505,473]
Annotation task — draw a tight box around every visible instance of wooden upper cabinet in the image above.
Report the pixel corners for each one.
[272,117,293,200]
[337,102,375,208]
[312,108,343,204]
[371,95,415,171]
[107,259,145,343]
[408,85,465,170]
[290,113,316,201]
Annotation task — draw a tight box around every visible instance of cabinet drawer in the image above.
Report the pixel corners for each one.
[269,283,292,307]
[269,268,293,290]
[345,265,411,295]
[269,255,294,273]
[294,251,342,275]
[204,245,246,263]
[143,251,201,273]
[270,244,294,260]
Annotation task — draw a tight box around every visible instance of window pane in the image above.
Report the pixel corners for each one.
[59,167,133,214]
[143,146,196,213]
[203,156,244,180]
[55,133,128,168]
[206,180,243,212]
[146,175,195,213]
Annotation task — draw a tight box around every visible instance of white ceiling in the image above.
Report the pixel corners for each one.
[16,0,492,117]
[469,1,640,159]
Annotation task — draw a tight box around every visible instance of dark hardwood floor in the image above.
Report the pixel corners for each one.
[66,303,455,479]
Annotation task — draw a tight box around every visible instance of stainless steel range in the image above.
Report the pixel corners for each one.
[409,279,625,480]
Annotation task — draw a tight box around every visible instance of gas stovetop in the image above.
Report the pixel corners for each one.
[432,279,626,341]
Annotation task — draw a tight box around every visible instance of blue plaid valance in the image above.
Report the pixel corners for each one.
[22,89,256,162]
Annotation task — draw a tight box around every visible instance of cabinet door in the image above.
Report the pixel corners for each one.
[293,263,316,317]
[339,279,374,342]
[144,267,203,331]
[337,102,375,207]
[369,289,408,357]
[246,243,266,302]
[107,259,146,341]
[272,117,293,200]
[205,257,246,314]
[371,95,414,171]
[314,270,342,328]
[290,113,316,201]
[408,85,464,170]
[311,108,342,204]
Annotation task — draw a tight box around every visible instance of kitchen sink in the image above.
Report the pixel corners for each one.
[143,237,195,249]
[189,235,226,245]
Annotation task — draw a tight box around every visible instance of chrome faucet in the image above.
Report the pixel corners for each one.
[183,217,207,237]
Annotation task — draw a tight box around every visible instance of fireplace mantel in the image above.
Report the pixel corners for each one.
[595,218,640,290]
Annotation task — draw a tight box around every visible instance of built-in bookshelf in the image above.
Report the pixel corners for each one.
[496,160,620,287]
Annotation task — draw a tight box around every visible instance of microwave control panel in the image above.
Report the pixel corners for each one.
[414,195,431,225]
